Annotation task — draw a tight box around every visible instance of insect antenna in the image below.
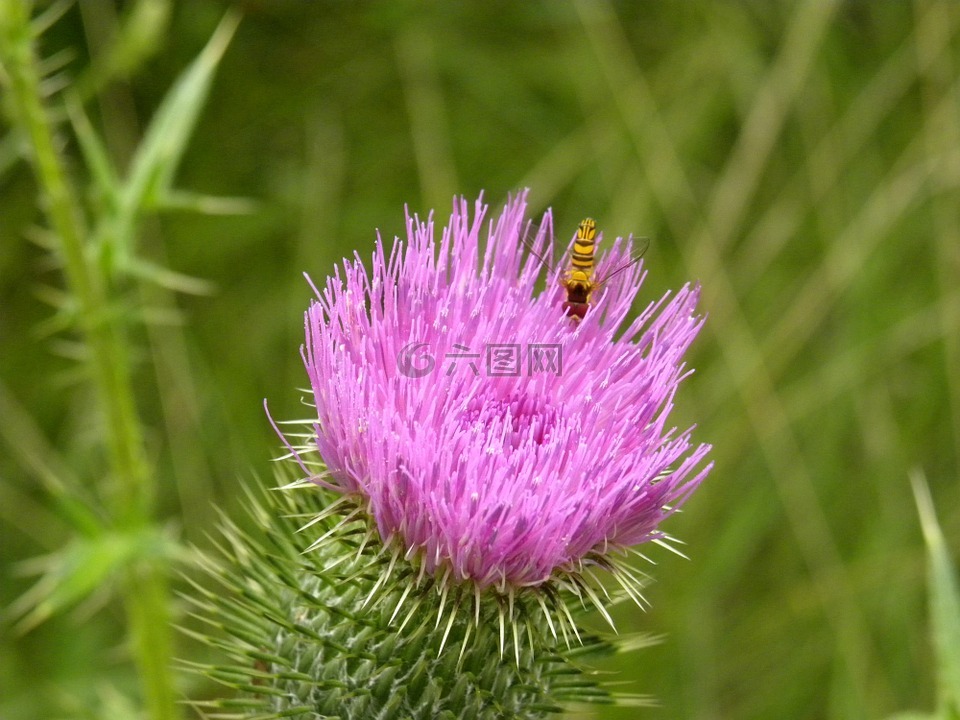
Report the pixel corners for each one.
[519,219,558,275]
[595,235,651,286]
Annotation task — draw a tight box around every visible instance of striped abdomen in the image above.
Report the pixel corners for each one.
[569,218,597,280]
[561,218,598,320]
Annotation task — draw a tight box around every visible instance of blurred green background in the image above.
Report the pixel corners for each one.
[2,1,959,718]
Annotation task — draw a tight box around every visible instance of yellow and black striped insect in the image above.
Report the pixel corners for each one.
[560,218,601,320]
[524,218,648,321]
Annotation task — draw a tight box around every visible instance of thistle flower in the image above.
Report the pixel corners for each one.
[191,192,711,719]
[287,191,711,636]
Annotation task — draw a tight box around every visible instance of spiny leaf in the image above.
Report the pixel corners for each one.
[87,10,241,285]
[0,379,104,538]
[7,525,180,633]
[117,11,240,228]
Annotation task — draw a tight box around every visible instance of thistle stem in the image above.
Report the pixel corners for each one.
[0,3,176,719]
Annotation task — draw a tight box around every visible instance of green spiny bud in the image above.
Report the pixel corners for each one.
[183,482,654,719]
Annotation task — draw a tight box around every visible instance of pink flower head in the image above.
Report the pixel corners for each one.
[297,192,711,594]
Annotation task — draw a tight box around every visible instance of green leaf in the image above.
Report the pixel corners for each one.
[29,0,73,36]
[126,256,216,296]
[912,469,960,718]
[77,0,172,96]
[116,11,240,238]
[0,380,105,538]
[7,525,180,633]
[158,189,258,215]
[66,93,120,204]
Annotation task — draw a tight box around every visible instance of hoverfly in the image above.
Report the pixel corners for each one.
[523,217,649,321]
